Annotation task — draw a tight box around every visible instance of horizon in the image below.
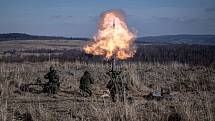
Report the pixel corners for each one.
[1,32,215,38]
[0,33,215,39]
[0,0,215,37]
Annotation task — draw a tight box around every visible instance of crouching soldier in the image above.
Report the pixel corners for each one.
[79,71,94,97]
[43,65,60,94]
[106,71,128,102]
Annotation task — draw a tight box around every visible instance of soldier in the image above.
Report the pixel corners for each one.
[106,71,128,102]
[79,71,94,97]
[44,65,60,94]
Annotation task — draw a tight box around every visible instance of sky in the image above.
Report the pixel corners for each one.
[0,0,215,37]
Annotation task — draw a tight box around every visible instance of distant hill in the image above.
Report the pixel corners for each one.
[0,33,90,41]
[0,33,68,41]
[137,35,215,45]
[1,33,215,45]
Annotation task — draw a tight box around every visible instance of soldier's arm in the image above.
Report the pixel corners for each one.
[90,76,94,84]
[55,74,60,82]
[80,76,84,84]
[56,74,59,80]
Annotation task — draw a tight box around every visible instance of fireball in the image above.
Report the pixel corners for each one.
[83,9,136,60]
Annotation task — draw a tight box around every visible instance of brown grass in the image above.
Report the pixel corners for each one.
[0,61,214,121]
[0,40,86,51]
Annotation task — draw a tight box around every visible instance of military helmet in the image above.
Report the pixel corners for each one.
[84,71,90,75]
[50,65,55,72]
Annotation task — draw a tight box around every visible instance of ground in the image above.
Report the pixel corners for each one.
[0,40,215,121]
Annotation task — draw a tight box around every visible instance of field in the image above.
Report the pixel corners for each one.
[0,40,215,121]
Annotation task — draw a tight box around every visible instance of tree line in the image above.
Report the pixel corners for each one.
[1,44,215,66]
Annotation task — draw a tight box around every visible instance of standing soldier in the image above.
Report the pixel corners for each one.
[79,71,94,97]
[44,65,60,94]
[106,70,128,102]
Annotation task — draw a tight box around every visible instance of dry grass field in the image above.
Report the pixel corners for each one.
[0,40,86,51]
[0,40,215,121]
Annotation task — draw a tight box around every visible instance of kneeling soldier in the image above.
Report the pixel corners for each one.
[79,71,94,97]
[106,71,128,102]
[44,65,60,94]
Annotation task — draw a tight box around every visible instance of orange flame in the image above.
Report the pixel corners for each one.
[83,10,136,60]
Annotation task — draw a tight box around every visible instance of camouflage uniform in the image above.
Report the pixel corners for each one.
[79,71,94,97]
[44,66,60,94]
[106,71,128,102]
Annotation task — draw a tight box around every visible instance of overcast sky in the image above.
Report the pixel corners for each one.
[0,0,215,37]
